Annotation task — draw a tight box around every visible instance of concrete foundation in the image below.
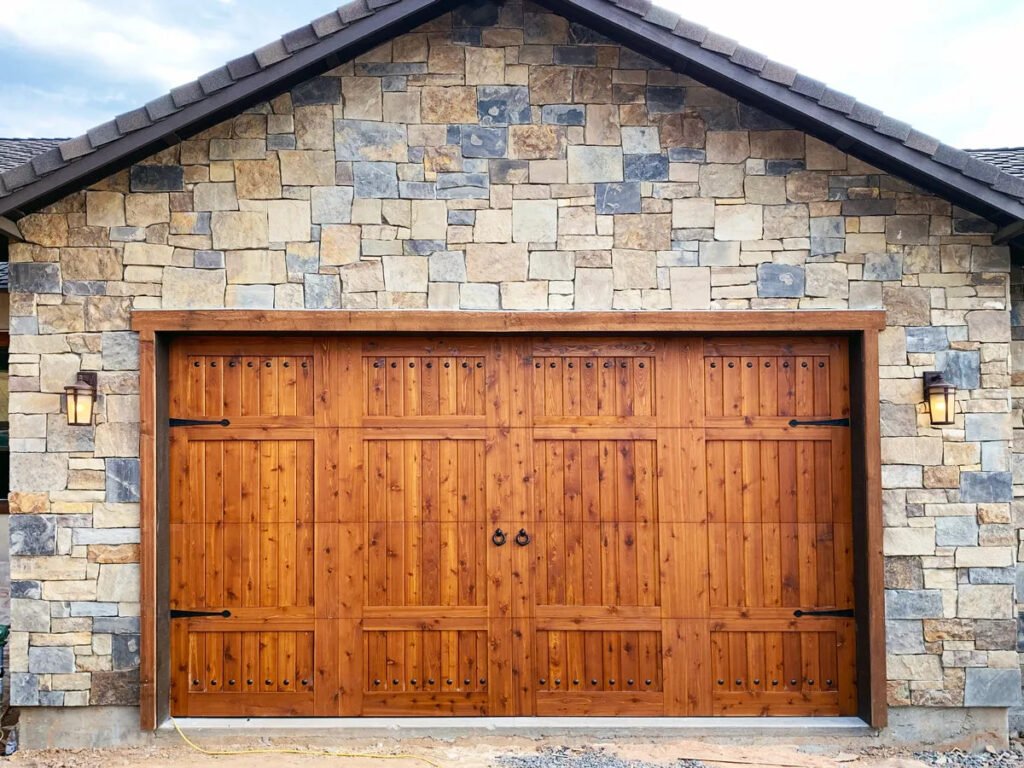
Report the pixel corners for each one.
[13,706,1012,752]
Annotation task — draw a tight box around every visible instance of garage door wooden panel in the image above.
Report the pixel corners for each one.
[169,334,857,718]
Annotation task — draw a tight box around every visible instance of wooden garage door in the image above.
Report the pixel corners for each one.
[168,334,856,717]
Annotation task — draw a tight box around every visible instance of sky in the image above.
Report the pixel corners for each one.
[0,0,1020,149]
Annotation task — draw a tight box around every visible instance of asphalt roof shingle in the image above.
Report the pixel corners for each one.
[0,0,1021,227]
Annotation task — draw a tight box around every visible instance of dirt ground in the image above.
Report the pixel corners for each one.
[5,733,1008,768]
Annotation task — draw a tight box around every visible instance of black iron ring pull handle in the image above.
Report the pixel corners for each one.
[515,528,530,546]
[492,528,507,547]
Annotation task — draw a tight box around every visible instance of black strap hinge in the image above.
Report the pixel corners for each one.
[788,418,850,428]
[793,608,854,618]
[169,418,231,427]
[170,609,232,619]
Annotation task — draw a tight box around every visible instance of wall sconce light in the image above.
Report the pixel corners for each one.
[65,372,98,427]
[923,371,955,427]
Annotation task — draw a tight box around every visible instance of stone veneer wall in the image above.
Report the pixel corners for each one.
[4,1,1021,716]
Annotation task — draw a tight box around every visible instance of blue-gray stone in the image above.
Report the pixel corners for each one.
[478,86,532,126]
[448,210,475,226]
[960,471,1012,503]
[842,199,897,216]
[106,458,140,503]
[10,674,40,706]
[965,668,1021,706]
[62,281,105,297]
[335,120,406,161]
[429,251,467,282]
[624,153,669,181]
[541,104,585,126]
[102,331,139,370]
[553,45,597,66]
[353,162,398,198]
[73,528,140,545]
[965,413,1009,442]
[436,173,489,200]
[969,567,1016,585]
[645,86,685,114]
[291,76,341,106]
[195,250,225,269]
[286,247,318,275]
[885,589,943,619]
[109,226,147,242]
[453,0,499,26]
[461,126,507,158]
[10,515,56,556]
[886,620,925,654]
[39,691,65,706]
[93,617,141,634]
[595,182,641,215]
[905,326,947,353]
[757,263,805,298]
[130,165,184,192]
[935,516,978,547]
[408,146,425,163]
[738,104,792,131]
[489,159,529,184]
[29,646,74,674]
[354,62,427,76]
[267,134,296,151]
[451,27,481,44]
[863,251,902,281]
[10,263,61,294]
[382,76,407,92]
[398,182,436,199]
[9,316,39,333]
[193,211,212,235]
[404,240,446,256]
[463,158,488,173]
[668,147,706,163]
[767,159,806,176]
[935,350,980,389]
[11,580,41,599]
[304,274,341,309]
[113,634,141,671]
[446,125,461,145]
[621,50,660,69]
[71,602,119,617]
[810,217,845,256]
[311,186,353,224]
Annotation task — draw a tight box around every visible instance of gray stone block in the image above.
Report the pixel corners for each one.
[46,414,96,453]
[880,403,918,437]
[398,181,436,199]
[886,620,925,654]
[286,248,319,275]
[668,148,706,163]
[969,567,1015,585]
[490,159,529,184]
[429,251,467,282]
[809,216,844,256]
[964,667,1021,707]
[757,263,805,297]
[10,263,61,294]
[479,86,532,125]
[267,134,296,151]
[885,589,943,619]
[645,86,685,113]
[436,173,489,200]
[595,182,641,215]
[93,617,141,634]
[311,186,353,224]
[11,580,42,599]
[194,250,225,269]
[960,471,1012,503]
[935,516,978,547]
[291,76,341,106]
[113,634,141,671]
[10,673,40,706]
[304,274,341,309]
[461,126,507,158]
[905,326,948,353]
[39,691,65,706]
[974,620,1017,650]
[624,154,669,182]
[70,602,119,617]
[553,45,597,66]
[106,458,141,503]
[353,162,398,198]
[129,164,184,192]
[29,646,74,674]
[863,251,902,281]
[935,350,980,389]
[102,331,139,370]
[404,240,446,256]
[965,413,1010,442]
[448,210,475,226]
[335,120,406,161]
[541,104,585,126]
[10,515,56,556]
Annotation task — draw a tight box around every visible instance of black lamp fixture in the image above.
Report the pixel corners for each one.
[923,371,955,427]
[65,372,98,427]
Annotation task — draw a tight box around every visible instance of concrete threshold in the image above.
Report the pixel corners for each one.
[164,716,873,737]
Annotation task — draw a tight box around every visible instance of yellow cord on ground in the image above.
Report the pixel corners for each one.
[171,716,444,767]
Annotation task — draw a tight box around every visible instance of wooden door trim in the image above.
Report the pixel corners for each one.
[132,310,886,334]
[136,318,886,730]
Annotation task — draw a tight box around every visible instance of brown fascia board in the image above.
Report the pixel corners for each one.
[0,0,450,220]
[541,0,1024,229]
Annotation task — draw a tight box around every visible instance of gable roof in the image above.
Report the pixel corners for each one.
[0,0,1022,235]
[0,139,64,173]
[967,147,1024,180]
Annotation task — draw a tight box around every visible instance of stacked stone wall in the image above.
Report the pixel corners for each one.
[5,2,1019,712]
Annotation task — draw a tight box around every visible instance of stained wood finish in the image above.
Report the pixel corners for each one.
[168,334,857,717]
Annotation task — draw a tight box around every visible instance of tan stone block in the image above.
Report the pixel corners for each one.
[393,33,428,62]
[744,176,787,205]
[42,580,98,601]
[320,225,361,266]
[805,136,848,171]
[86,191,125,227]
[884,527,935,556]
[749,130,805,159]
[512,200,558,243]
[234,158,282,199]
[162,267,225,308]
[423,146,462,179]
[381,199,411,228]
[428,43,464,74]
[383,256,428,292]
[123,193,169,227]
[614,214,670,251]
[500,281,548,309]
[530,159,566,184]
[466,243,528,282]
[705,131,750,163]
[887,654,942,682]
[342,76,382,120]
[509,125,566,160]
[612,250,656,289]
[211,211,269,250]
[278,151,335,186]
[62,247,122,281]
[409,201,447,240]
[475,209,513,243]
[881,437,943,466]
[383,92,421,124]
[9,492,49,514]
[530,66,573,104]
[958,585,1013,619]
[954,547,1013,568]
[574,268,613,309]
[923,466,959,489]
[267,200,312,242]
[786,171,828,202]
[715,204,763,241]
[585,104,620,146]
[18,214,69,247]
[421,87,477,124]
[341,261,385,293]
[87,544,140,564]
[672,198,715,229]
[465,47,505,85]
[670,267,710,309]
[558,206,595,235]
[96,563,139,602]
[573,68,612,103]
